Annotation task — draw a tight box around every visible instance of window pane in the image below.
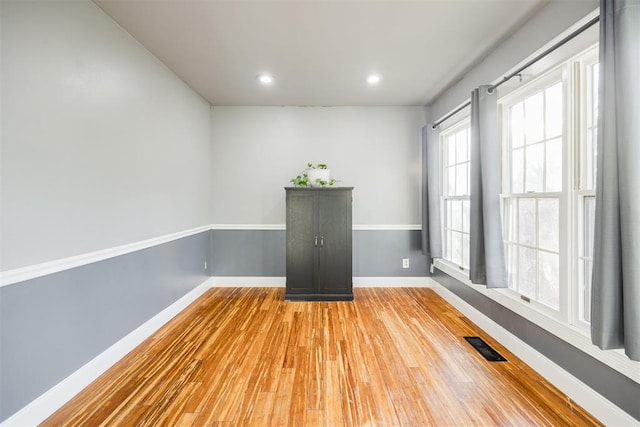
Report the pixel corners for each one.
[592,63,599,122]
[507,244,517,290]
[506,198,517,242]
[519,247,537,298]
[445,230,452,261]
[511,148,524,193]
[525,143,544,192]
[582,196,596,321]
[546,138,562,192]
[538,198,559,252]
[584,197,596,258]
[462,200,470,234]
[591,128,598,190]
[539,252,559,310]
[456,129,468,163]
[452,232,462,266]
[447,167,455,196]
[525,92,544,144]
[583,129,594,191]
[545,82,563,138]
[518,198,536,247]
[446,200,452,229]
[452,200,462,231]
[581,128,597,191]
[447,136,456,167]
[503,198,516,242]
[510,102,525,148]
[462,234,470,270]
[586,62,599,192]
[456,164,468,196]
[467,163,471,197]
[583,259,592,322]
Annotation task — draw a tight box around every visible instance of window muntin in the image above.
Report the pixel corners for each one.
[441,122,471,270]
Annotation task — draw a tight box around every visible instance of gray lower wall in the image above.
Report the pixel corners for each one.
[0,231,210,422]
[432,267,640,422]
[353,230,429,276]
[210,229,429,277]
[210,230,286,276]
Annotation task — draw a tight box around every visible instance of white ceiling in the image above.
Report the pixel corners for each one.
[95,0,547,106]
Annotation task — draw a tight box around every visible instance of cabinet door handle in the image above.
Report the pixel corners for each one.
[320,236,324,247]
[314,236,318,247]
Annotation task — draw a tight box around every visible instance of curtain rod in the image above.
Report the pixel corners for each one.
[431,14,600,130]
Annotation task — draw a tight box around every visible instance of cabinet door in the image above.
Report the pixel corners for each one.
[286,192,317,294]
[317,192,352,294]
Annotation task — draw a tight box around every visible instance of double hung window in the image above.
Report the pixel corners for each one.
[501,74,564,312]
[499,45,599,327]
[440,121,471,270]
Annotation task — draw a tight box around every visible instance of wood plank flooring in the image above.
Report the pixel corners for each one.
[42,288,601,426]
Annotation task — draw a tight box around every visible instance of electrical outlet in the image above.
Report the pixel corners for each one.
[402,258,410,269]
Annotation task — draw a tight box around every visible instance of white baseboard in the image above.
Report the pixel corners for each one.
[353,277,432,287]
[209,277,286,287]
[1,279,213,427]
[430,280,638,426]
[209,276,432,288]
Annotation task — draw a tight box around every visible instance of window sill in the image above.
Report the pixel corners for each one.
[433,259,640,385]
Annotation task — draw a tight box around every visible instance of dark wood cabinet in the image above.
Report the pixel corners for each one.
[285,187,353,301]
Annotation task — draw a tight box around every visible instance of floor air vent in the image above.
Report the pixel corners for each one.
[464,336,507,362]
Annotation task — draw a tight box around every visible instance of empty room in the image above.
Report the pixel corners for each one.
[1,0,639,425]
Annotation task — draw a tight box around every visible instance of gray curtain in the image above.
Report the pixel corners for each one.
[421,125,442,259]
[469,86,507,288]
[591,0,640,361]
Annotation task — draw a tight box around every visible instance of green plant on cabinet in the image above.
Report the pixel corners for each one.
[290,163,338,187]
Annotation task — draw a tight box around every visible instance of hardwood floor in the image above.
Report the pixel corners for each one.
[43,287,601,426]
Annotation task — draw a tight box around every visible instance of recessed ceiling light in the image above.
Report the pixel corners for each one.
[257,74,274,85]
[367,74,381,85]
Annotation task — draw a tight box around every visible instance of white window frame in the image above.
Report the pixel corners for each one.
[495,45,600,333]
[439,118,471,272]
[499,67,569,322]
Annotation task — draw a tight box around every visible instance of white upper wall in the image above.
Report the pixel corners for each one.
[210,106,425,226]
[428,0,599,123]
[1,1,212,270]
